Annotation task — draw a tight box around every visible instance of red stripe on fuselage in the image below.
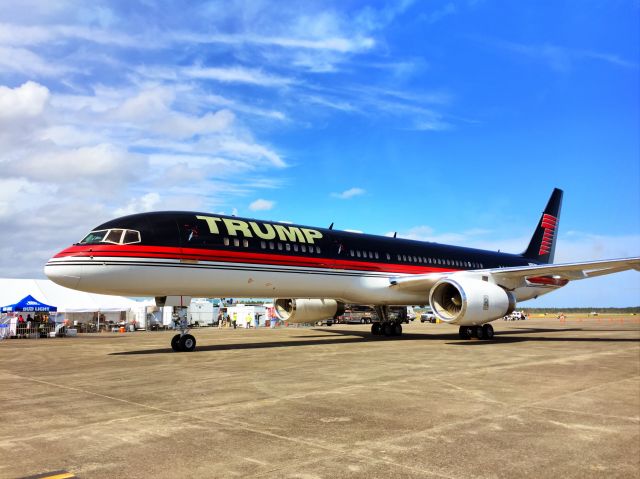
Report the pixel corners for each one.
[53,245,457,275]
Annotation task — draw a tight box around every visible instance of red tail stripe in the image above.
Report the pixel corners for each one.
[542,214,557,224]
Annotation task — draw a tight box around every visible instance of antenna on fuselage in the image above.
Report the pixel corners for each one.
[329,222,334,230]
[393,232,397,238]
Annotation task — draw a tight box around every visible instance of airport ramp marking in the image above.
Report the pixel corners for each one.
[19,471,76,479]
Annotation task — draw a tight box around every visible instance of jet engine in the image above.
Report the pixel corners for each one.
[274,299,345,324]
[429,277,516,326]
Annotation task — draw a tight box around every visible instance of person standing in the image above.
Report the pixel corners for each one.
[217,310,223,329]
[17,314,25,338]
[254,312,259,329]
[245,312,252,329]
[232,311,238,329]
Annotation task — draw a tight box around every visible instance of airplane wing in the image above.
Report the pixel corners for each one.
[389,257,640,292]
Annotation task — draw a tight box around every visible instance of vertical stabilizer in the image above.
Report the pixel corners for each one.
[522,188,563,264]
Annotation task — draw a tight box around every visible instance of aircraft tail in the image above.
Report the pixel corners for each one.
[521,188,563,264]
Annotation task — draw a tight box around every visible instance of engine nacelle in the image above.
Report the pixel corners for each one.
[429,277,516,326]
[274,299,345,324]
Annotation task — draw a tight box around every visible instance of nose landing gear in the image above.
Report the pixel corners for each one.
[171,306,197,352]
[171,332,197,352]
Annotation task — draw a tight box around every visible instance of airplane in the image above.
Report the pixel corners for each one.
[45,188,639,351]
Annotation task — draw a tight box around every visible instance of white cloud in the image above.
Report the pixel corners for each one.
[249,199,275,211]
[481,38,639,72]
[0,46,73,77]
[331,187,365,199]
[176,31,374,53]
[0,23,144,48]
[8,143,147,184]
[0,81,50,120]
[183,66,294,87]
[114,193,161,217]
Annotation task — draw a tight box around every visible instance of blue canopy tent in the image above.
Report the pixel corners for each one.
[1,294,57,313]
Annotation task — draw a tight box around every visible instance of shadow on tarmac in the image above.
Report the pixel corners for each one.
[109,327,639,355]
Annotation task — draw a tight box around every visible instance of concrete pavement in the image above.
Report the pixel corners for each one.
[1,318,638,478]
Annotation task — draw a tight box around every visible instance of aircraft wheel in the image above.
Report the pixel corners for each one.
[482,323,494,340]
[393,322,403,336]
[458,326,472,340]
[179,334,197,352]
[171,334,182,351]
[383,322,394,337]
[475,326,485,340]
[371,322,382,335]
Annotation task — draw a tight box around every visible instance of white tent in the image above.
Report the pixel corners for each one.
[0,278,152,330]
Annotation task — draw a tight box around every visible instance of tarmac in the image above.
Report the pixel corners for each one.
[1,318,639,479]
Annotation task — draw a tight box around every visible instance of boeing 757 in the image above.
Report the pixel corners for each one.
[45,188,639,351]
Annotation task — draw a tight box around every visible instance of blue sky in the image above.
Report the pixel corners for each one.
[0,0,638,306]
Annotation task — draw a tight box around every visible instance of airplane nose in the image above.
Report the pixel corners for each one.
[44,262,81,290]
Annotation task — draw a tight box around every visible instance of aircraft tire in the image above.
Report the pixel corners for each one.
[179,334,197,352]
[383,322,394,337]
[171,334,182,351]
[458,326,472,340]
[371,322,382,335]
[393,322,403,336]
[482,323,494,340]
[475,326,484,340]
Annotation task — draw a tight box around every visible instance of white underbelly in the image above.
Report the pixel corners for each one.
[45,256,427,305]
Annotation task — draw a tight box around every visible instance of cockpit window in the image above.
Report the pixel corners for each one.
[79,229,141,245]
[123,230,141,244]
[105,229,124,244]
[80,230,108,244]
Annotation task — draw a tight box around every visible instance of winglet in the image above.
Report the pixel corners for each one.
[521,188,563,264]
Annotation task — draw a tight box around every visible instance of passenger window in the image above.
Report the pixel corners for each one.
[369,252,373,259]
[375,252,379,259]
[316,246,321,254]
[294,244,299,252]
[301,245,307,253]
[243,239,248,248]
[261,241,266,249]
[350,250,354,257]
[356,251,361,258]
[285,243,291,251]
[233,238,240,247]
[223,238,230,246]
[386,253,391,260]
[269,241,275,250]
[277,243,283,250]
[397,254,401,261]
[309,245,314,253]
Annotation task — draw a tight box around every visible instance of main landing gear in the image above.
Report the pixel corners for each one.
[371,306,403,338]
[458,323,494,340]
[171,306,197,352]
